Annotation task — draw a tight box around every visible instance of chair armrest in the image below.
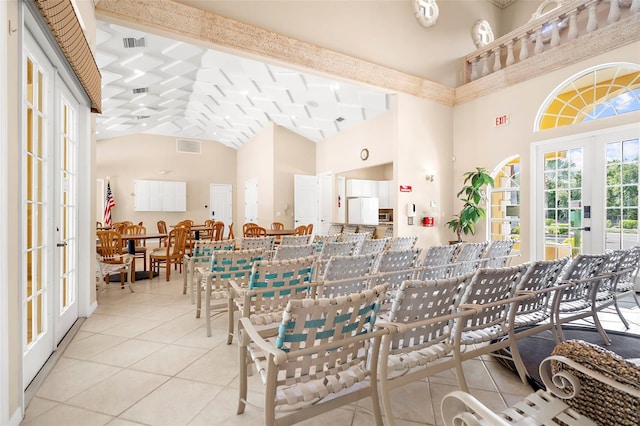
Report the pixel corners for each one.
[459,293,531,314]
[441,390,512,426]
[238,317,287,364]
[376,308,476,334]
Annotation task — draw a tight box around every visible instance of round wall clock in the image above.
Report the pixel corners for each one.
[360,148,369,161]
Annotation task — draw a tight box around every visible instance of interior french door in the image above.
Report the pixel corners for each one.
[23,30,79,387]
[534,126,640,260]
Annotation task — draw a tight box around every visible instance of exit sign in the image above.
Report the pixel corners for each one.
[495,114,510,127]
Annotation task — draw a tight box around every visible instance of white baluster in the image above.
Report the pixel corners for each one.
[505,41,515,66]
[567,10,579,40]
[519,36,529,61]
[630,0,639,13]
[550,19,561,47]
[608,0,621,23]
[470,60,478,81]
[534,28,544,55]
[493,48,502,72]
[586,2,599,32]
[481,54,490,76]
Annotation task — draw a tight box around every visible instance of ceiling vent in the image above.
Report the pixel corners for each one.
[335,116,345,122]
[176,139,201,154]
[132,87,149,95]
[123,37,146,48]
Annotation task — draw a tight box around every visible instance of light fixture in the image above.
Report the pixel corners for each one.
[425,171,436,182]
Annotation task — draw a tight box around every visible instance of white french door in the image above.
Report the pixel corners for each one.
[534,125,640,260]
[23,30,79,387]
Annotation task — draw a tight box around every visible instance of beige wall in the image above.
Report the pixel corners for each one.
[273,126,316,228]
[96,134,237,228]
[395,93,454,249]
[237,124,275,227]
[194,1,501,87]
[452,41,640,261]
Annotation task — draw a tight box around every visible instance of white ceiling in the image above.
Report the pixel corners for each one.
[95,21,391,148]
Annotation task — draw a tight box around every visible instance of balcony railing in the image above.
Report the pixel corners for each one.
[464,0,640,83]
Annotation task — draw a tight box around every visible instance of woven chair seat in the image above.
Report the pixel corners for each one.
[557,299,591,313]
[386,341,454,374]
[460,324,508,345]
[514,310,550,328]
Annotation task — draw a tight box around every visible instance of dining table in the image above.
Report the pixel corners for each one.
[265,229,297,236]
[171,224,210,240]
[119,233,168,280]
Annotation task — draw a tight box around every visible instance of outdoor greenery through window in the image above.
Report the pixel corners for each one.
[490,158,520,251]
[544,149,583,259]
[606,137,639,250]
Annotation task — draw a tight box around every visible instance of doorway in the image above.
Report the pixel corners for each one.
[22,23,81,388]
[534,125,640,259]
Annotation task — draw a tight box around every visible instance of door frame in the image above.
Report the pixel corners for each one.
[531,123,640,259]
[0,0,9,423]
[21,1,93,390]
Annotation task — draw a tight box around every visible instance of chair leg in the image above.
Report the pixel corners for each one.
[237,327,249,415]
[227,298,235,344]
[614,297,631,329]
[592,309,612,345]
[453,346,469,393]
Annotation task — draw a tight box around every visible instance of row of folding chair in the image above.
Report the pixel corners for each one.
[233,249,640,425]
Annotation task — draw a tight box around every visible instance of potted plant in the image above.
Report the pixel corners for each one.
[446,167,494,243]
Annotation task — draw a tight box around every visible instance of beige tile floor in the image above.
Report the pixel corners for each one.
[21,266,640,426]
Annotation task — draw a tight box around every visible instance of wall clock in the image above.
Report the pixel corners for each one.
[360,148,369,161]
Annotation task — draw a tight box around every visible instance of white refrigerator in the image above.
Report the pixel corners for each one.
[348,197,379,225]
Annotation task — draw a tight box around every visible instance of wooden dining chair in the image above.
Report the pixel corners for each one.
[242,222,258,237]
[96,230,135,287]
[244,225,267,237]
[122,224,148,271]
[211,221,225,241]
[201,219,215,240]
[270,221,284,230]
[293,225,307,236]
[156,220,168,247]
[149,226,188,281]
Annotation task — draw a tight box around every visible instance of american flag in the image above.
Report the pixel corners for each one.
[103,182,116,226]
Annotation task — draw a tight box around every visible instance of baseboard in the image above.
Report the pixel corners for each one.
[8,406,22,426]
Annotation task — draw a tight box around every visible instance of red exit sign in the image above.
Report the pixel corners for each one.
[495,114,510,127]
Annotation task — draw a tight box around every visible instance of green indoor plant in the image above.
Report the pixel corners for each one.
[446,167,494,242]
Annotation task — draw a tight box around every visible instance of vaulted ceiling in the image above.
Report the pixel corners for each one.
[95,21,389,148]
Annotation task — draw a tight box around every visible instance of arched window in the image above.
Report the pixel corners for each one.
[489,157,520,251]
[536,63,640,131]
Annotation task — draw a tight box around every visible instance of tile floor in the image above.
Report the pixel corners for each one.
[21,267,640,426]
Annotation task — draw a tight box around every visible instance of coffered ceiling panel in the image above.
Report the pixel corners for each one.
[95,21,390,147]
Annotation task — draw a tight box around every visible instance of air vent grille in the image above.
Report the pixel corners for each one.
[123,37,146,48]
[132,87,149,94]
[176,139,201,154]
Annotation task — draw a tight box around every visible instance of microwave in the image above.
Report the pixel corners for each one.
[378,212,391,222]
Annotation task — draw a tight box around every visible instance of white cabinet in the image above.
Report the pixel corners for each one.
[377,180,392,208]
[346,179,378,198]
[135,180,186,212]
[348,197,379,225]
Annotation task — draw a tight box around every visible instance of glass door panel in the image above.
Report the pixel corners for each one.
[605,137,639,250]
[542,148,584,259]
